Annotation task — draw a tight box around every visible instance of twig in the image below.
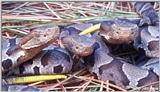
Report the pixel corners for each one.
[106,80,109,92]
[41,69,85,91]
[132,81,159,91]
[29,81,44,86]
[99,81,104,91]
[78,76,128,92]
[57,80,66,91]
[43,2,62,19]
[73,75,113,91]
[6,2,29,14]
[81,77,93,91]
[41,85,100,90]
[73,81,90,92]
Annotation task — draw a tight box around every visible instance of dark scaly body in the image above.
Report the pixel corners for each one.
[135,25,159,58]
[2,24,60,73]
[131,2,159,26]
[140,58,160,76]
[13,47,73,75]
[100,18,139,44]
[60,23,96,56]
[85,32,159,89]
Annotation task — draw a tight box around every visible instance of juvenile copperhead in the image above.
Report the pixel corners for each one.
[60,23,96,56]
[60,21,159,89]
[2,23,60,73]
[100,18,139,44]
[12,47,73,75]
[2,19,159,89]
[2,2,159,90]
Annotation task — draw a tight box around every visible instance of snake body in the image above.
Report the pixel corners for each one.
[13,47,73,75]
[2,2,159,90]
[131,2,159,26]
[2,24,60,73]
[85,33,159,89]
[139,25,159,58]
[140,58,160,76]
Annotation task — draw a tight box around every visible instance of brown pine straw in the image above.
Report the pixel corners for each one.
[73,76,93,92]
[2,15,78,24]
[73,75,113,91]
[99,80,104,91]
[105,80,109,91]
[38,85,101,90]
[43,2,62,19]
[127,2,131,12]
[41,69,85,91]
[132,81,159,91]
[28,81,44,86]
[6,2,29,14]
[77,76,128,92]
[34,83,53,88]
[56,79,66,91]
[5,32,12,38]
[81,80,92,91]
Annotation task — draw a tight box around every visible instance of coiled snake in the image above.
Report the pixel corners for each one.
[2,2,159,91]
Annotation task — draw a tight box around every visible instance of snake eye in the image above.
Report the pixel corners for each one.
[75,46,79,49]
[44,34,47,37]
[116,31,119,34]
[131,32,134,34]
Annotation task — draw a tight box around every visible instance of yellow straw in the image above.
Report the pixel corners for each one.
[6,74,67,84]
[79,23,101,35]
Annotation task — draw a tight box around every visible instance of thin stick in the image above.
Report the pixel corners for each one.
[43,2,62,19]
[6,75,67,84]
[99,81,104,91]
[29,81,44,86]
[6,2,29,14]
[81,77,93,91]
[73,75,114,91]
[78,76,128,92]
[42,85,99,90]
[73,81,90,92]
[106,80,109,92]
[57,80,66,91]
[132,81,159,91]
[41,69,85,91]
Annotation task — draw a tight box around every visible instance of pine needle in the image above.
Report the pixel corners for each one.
[79,23,101,35]
[5,75,67,84]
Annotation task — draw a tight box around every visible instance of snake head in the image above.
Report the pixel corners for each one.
[100,19,138,44]
[2,24,60,73]
[61,34,96,56]
[20,24,60,49]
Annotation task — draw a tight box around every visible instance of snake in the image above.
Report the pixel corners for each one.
[84,32,159,89]
[100,18,139,44]
[2,20,159,89]
[2,2,159,90]
[131,2,159,26]
[2,23,60,73]
[12,47,73,75]
[60,23,96,56]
